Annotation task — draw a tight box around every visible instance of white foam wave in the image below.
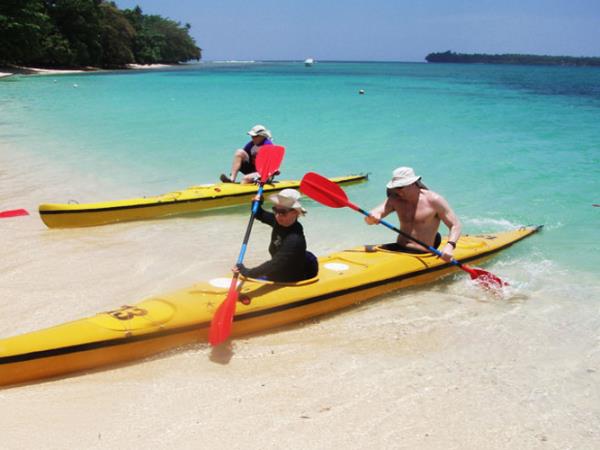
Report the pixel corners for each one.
[466,217,564,234]
[541,221,563,231]
[434,251,599,304]
[210,60,256,64]
[463,216,522,230]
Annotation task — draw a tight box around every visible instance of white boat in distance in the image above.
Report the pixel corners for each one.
[304,58,315,66]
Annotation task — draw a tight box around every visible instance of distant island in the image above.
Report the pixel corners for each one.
[425,51,600,67]
[0,1,201,70]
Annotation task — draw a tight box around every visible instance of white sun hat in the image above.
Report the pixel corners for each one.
[386,166,422,189]
[268,189,306,215]
[247,124,272,139]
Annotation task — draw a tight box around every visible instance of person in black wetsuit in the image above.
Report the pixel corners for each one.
[233,189,318,282]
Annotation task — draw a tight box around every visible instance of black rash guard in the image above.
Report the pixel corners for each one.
[238,205,310,282]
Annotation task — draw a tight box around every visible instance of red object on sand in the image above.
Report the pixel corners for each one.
[0,209,29,218]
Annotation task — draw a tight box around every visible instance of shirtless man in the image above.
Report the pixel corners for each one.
[364,167,461,262]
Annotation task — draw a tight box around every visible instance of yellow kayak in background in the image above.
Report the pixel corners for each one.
[39,174,368,228]
[0,226,541,387]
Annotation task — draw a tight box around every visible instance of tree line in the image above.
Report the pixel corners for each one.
[0,1,201,68]
[426,51,600,67]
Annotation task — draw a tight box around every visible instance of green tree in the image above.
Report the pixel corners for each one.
[0,0,51,65]
[124,8,201,64]
[98,2,135,67]
[2,1,201,68]
[38,30,74,66]
[45,0,103,66]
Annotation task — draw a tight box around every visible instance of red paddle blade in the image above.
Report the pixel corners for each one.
[256,145,285,183]
[300,172,350,208]
[466,267,508,289]
[209,280,239,346]
[0,209,29,218]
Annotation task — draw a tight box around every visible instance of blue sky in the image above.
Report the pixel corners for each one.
[114,0,600,61]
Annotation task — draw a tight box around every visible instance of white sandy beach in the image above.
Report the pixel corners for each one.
[0,64,176,79]
[1,142,599,449]
[0,66,85,77]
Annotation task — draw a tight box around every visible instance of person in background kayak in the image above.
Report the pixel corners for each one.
[364,166,461,262]
[233,189,318,282]
[220,124,274,184]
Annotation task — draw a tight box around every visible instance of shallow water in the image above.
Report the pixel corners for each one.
[1,62,599,448]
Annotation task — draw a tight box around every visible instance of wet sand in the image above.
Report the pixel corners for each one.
[1,147,599,449]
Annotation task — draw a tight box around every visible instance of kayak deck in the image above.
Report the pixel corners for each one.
[39,174,368,228]
[0,226,541,387]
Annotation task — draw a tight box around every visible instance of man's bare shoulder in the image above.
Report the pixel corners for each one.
[421,189,443,202]
[422,189,450,208]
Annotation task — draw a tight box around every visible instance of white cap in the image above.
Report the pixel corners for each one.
[386,167,421,189]
[247,124,272,139]
[268,189,306,215]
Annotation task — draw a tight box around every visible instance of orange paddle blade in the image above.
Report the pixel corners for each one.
[209,277,239,346]
[300,172,350,208]
[0,209,29,218]
[466,267,509,289]
[256,145,285,183]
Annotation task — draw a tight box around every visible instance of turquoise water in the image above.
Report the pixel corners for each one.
[1,62,599,272]
[2,63,600,446]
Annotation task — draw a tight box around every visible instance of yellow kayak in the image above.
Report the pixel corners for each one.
[39,174,368,228]
[0,226,541,387]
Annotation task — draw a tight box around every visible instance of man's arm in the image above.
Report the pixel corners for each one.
[432,194,462,261]
[364,199,396,225]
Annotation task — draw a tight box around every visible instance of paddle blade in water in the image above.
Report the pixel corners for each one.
[0,209,29,218]
[466,267,509,289]
[256,145,285,183]
[209,287,238,346]
[300,172,350,208]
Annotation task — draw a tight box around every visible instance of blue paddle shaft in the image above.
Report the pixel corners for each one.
[236,184,265,265]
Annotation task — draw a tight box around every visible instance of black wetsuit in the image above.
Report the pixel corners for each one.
[238,206,318,282]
